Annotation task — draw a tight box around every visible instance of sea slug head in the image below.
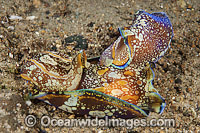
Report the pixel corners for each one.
[100,10,173,68]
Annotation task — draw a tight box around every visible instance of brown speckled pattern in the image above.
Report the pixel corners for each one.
[20,11,171,119]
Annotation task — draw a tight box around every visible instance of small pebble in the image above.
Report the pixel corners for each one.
[9,53,14,58]
[35,32,39,36]
[187,88,192,92]
[9,15,23,20]
[187,4,192,9]
[26,16,36,20]
[8,26,14,30]
[175,78,182,84]
[26,100,32,106]
[40,30,46,34]
[16,103,21,107]
[68,115,75,119]
[190,107,197,118]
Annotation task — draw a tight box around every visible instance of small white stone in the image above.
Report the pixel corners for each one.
[9,15,22,20]
[16,103,21,107]
[26,100,32,106]
[35,32,39,36]
[26,16,36,20]
[9,53,14,58]
[8,26,14,30]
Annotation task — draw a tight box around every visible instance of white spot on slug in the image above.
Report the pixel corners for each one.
[89,110,105,118]
[111,89,123,96]
[108,72,121,79]
[29,65,37,70]
[138,33,143,41]
[40,55,57,65]
[38,76,42,81]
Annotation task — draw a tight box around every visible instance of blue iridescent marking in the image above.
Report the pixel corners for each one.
[111,37,132,69]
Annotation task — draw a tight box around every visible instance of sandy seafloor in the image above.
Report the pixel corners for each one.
[0,0,199,132]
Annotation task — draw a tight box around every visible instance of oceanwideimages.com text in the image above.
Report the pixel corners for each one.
[25,115,175,129]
